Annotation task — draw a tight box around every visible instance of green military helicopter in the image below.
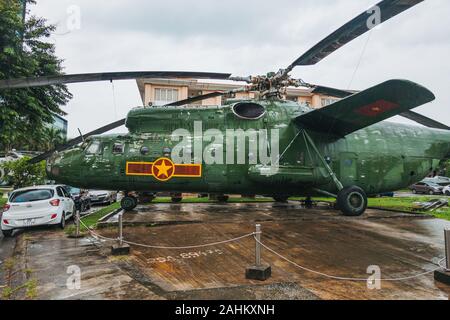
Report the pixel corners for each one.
[1,0,449,216]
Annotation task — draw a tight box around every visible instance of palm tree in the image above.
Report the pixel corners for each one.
[41,127,66,151]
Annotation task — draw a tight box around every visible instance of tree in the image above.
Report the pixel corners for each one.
[41,126,66,150]
[1,157,46,188]
[0,0,72,152]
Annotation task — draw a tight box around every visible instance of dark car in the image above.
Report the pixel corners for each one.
[64,186,91,213]
[410,181,444,195]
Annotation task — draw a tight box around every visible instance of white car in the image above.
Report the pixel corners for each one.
[443,185,450,196]
[1,185,75,237]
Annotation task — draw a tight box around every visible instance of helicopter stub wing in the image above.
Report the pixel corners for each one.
[294,79,435,137]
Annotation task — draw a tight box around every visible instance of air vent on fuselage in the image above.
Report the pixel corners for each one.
[232,102,266,120]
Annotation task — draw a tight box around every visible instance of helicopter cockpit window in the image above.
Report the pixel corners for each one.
[232,102,266,120]
[85,141,102,155]
[113,143,124,154]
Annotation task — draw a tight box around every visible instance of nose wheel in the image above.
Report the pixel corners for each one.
[121,195,138,211]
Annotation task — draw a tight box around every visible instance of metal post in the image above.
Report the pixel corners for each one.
[75,211,80,238]
[118,213,123,247]
[445,229,450,271]
[255,224,261,267]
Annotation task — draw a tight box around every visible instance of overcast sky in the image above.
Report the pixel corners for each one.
[29,0,450,137]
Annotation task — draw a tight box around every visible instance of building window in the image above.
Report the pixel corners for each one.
[321,98,339,107]
[154,88,179,106]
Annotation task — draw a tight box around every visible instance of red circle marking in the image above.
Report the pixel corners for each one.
[152,158,175,182]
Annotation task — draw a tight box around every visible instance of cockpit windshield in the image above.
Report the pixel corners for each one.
[85,140,102,155]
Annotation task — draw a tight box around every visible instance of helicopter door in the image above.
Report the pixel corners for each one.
[339,152,358,187]
[82,140,110,178]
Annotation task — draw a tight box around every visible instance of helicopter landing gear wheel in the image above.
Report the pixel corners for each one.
[304,197,313,208]
[171,193,183,203]
[337,186,368,217]
[121,196,138,211]
[217,195,229,203]
[273,196,289,203]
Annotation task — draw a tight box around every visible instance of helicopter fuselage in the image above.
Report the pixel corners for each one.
[47,99,450,197]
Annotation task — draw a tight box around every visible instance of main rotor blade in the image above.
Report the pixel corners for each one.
[288,0,424,67]
[165,86,251,107]
[400,111,450,130]
[0,71,232,89]
[166,92,225,107]
[28,118,126,164]
[311,86,355,98]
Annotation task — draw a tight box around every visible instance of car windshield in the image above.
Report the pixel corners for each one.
[428,183,440,187]
[68,187,80,195]
[10,189,54,203]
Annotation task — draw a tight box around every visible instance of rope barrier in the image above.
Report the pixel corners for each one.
[254,236,445,282]
[79,218,257,249]
[122,233,256,250]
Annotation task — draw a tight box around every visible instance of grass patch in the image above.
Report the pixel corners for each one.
[368,197,450,221]
[81,202,121,228]
[0,198,6,207]
[291,196,450,221]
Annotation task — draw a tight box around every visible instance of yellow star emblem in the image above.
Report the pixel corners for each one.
[155,160,172,178]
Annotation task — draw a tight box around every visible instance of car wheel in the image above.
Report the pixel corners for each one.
[445,191,450,196]
[60,213,66,229]
[412,189,417,194]
[429,190,434,195]
[2,229,13,237]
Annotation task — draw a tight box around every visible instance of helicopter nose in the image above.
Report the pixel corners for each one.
[46,154,63,180]
[46,160,59,180]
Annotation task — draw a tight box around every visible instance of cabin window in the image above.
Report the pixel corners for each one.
[85,141,102,155]
[113,143,124,154]
[140,147,149,155]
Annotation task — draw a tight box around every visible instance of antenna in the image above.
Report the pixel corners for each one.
[78,128,85,143]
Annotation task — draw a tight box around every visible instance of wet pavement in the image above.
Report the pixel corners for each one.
[101,202,450,300]
[1,202,450,300]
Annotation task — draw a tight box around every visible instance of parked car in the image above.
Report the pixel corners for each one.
[443,185,450,196]
[1,185,75,237]
[88,190,117,205]
[410,181,444,195]
[64,186,91,213]
[423,176,450,186]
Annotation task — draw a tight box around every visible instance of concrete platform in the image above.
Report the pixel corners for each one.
[99,202,450,300]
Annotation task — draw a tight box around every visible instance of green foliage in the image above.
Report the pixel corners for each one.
[0,0,72,152]
[1,156,46,188]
